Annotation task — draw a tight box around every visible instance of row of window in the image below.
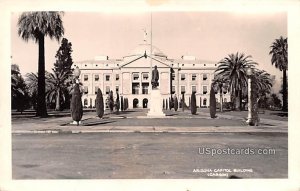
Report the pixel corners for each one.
[84,86,119,95]
[84,74,120,82]
[83,73,209,82]
[83,84,227,95]
[174,73,208,81]
[82,97,227,108]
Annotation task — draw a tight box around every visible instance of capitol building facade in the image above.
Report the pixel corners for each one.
[75,43,231,109]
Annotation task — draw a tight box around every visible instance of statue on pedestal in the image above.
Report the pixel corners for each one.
[151,65,159,89]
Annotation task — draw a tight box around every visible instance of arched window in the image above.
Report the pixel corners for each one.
[133,98,139,108]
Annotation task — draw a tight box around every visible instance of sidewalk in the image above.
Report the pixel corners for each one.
[11,109,288,134]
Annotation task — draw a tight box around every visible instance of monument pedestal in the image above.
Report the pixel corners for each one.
[147,88,165,118]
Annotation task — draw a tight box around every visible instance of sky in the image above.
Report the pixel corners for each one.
[11,11,287,93]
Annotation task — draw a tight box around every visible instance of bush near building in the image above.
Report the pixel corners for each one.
[71,83,83,124]
[210,86,217,118]
[96,88,104,118]
[174,96,178,111]
[191,92,197,115]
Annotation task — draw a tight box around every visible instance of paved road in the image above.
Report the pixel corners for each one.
[12,132,287,179]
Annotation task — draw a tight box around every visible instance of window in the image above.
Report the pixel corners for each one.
[181,86,185,94]
[181,74,186,81]
[105,75,110,81]
[105,86,110,94]
[224,98,227,102]
[192,74,197,81]
[116,74,119,81]
[95,75,99,81]
[116,86,119,93]
[203,74,208,80]
[142,73,149,80]
[142,83,149,94]
[171,73,175,80]
[95,86,99,94]
[171,86,175,94]
[84,86,88,94]
[202,86,207,94]
[216,98,218,103]
[133,73,139,81]
[84,75,88,81]
[132,83,139,94]
[84,99,88,106]
[192,86,197,93]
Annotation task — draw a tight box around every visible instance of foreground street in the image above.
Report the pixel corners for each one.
[12,132,287,179]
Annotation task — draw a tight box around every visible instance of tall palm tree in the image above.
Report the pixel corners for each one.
[18,12,64,117]
[215,52,257,110]
[269,36,288,111]
[46,70,72,111]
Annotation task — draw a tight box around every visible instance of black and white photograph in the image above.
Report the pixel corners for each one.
[1,0,300,191]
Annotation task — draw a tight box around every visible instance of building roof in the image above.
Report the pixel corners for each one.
[124,43,167,58]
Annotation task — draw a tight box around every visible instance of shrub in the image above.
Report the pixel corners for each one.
[174,96,178,111]
[210,86,216,118]
[181,94,185,111]
[121,96,124,111]
[191,92,197,114]
[124,98,128,110]
[70,83,83,124]
[96,88,104,118]
[166,98,168,110]
[109,90,114,112]
[115,92,120,113]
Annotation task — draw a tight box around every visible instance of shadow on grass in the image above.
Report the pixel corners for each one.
[60,120,116,126]
[165,113,179,116]
[83,120,116,126]
[270,112,288,117]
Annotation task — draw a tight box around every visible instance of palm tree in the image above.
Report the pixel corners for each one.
[46,70,72,111]
[18,12,64,117]
[212,74,229,112]
[252,69,273,94]
[11,64,24,98]
[215,52,257,110]
[269,36,288,111]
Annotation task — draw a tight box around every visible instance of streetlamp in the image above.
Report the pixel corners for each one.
[246,67,253,125]
[73,66,81,84]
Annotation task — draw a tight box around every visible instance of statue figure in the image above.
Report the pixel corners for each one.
[151,65,159,89]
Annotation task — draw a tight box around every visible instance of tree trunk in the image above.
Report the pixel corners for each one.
[282,69,288,111]
[55,89,60,111]
[220,89,223,112]
[36,34,48,117]
[239,89,243,111]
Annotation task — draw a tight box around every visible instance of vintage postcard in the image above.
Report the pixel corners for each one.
[1,0,299,191]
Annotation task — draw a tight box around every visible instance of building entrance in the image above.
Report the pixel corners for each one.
[143,98,148,108]
[133,98,139,108]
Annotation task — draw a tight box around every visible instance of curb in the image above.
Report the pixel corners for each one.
[12,127,288,134]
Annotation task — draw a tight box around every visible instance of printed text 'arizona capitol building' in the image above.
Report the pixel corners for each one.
[74,37,231,109]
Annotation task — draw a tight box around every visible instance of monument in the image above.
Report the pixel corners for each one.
[147,65,165,117]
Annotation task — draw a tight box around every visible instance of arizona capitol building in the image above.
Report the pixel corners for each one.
[74,42,231,110]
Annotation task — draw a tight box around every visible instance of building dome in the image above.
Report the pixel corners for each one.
[126,43,167,58]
